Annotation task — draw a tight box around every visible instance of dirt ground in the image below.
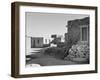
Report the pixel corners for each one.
[26,55,77,66]
[26,47,89,66]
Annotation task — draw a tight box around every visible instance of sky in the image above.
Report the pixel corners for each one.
[25,12,89,42]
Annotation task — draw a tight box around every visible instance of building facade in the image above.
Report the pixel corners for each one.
[65,17,89,45]
[31,37,43,48]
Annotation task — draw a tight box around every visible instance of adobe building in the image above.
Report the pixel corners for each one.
[31,37,43,48]
[65,17,89,45]
[26,36,43,55]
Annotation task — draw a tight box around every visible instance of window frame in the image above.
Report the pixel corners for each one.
[80,25,89,42]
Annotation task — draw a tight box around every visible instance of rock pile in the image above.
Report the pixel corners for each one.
[65,44,89,62]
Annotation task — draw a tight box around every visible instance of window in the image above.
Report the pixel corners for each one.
[81,27,88,41]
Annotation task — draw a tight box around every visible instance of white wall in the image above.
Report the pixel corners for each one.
[0,0,100,80]
[26,37,31,55]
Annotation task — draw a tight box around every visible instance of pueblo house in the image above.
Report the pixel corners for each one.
[31,37,43,48]
[65,17,89,46]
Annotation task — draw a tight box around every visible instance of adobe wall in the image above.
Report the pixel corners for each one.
[66,17,89,45]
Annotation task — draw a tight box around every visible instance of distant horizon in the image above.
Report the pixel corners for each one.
[26,34,65,44]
